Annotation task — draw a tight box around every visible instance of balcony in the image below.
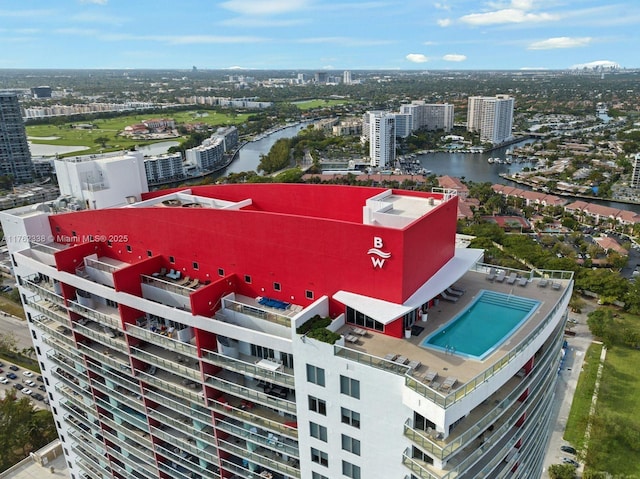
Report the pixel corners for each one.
[28,298,71,328]
[205,371,297,414]
[216,437,301,478]
[215,417,299,458]
[22,276,65,307]
[155,443,218,479]
[36,316,76,348]
[209,396,298,440]
[148,405,217,449]
[220,293,298,329]
[68,300,121,329]
[75,255,125,288]
[29,242,67,267]
[130,343,201,383]
[141,274,195,311]
[125,321,196,356]
[201,348,295,388]
[134,367,205,404]
[142,386,211,425]
[78,341,130,372]
[73,320,128,354]
[99,414,152,450]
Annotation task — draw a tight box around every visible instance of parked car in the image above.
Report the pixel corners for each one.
[31,393,44,401]
[38,384,46,391]
[13,383,23,390]
[7,372,17,380]
[0,376,8,384]
[561,445,577,454]
[37,375,43,382]
[25,380,36,387]
[9,365,19,371]
[22,371,34,378]
[21,388,33,396]
[562,458,579,467]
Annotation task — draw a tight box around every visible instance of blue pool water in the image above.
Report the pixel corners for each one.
[421,290,540,360]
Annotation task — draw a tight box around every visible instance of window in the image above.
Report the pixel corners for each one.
[346,306,384,332]
[308,395,327,415]
[126,245,132,253]
[341,408,360,428]
[36,346,41,355]
[169,256,175,264]
[273,282,281,291]
[312,473,329,479]
[340,376,360,399]
[306,290,314,300]
[218,268,225,277]
[281,352,294,369]
[310,422,328,442]
[311,448,328,467]
[307,364,325,386]
[342,434,361,456]
[193,261,199,270]
[251,344,275,360]
[31,330,37,340]
[147,250,153,257]
[244,275,252,284]
[342,460,361,479]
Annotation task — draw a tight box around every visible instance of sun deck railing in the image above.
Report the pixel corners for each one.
[405,277,572,408]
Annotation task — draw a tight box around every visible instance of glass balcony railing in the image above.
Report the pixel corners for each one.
[23,278,66,307]
[143,387,211,424]
[208,398,298,440]
[216,437,301,478]
[28,300,71,327]
[99,414,152,450]
[125,322,197,357]
[155,444,215,478]
[334,345,412,376]
[223,298,292,328]
[147,407,217,449]
[37,317,76,348]
[79,343,131,373]
[73,322,128,354]
[68,300,121,329]
[201,349,295,388]
[205,374,296,414]
[134,368,205,404]
[130,346,201,382]
[216,418,299,458]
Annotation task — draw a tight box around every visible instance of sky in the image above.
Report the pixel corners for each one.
[0,0,638,71]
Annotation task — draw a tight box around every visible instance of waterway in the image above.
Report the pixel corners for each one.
[216,126,640,214]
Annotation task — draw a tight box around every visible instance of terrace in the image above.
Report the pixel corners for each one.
[336,265,571,402]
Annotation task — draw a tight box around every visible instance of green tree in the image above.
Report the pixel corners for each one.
[548,464,577,479]
[94,136,110,148]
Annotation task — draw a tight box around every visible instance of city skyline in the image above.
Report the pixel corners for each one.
[0,0,637,71]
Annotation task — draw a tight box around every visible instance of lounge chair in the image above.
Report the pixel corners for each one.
[351,327,367,336]
[506,272,517,285]
[450,284,466,294]
[518,276,528,287]
[446,287,464,297]
[187,278,200,289]
[495,270,506,283]
[440,292,459,303]
[394,356,408,365]
[486,267,497,281]
[552,282,562,290]
[423,370,438,383]
[177,276,191,286]
[384,353,397,361]
[407,360,421,371]
[345,334,359,344]
[538,278,548,288]
[440,376,457,392]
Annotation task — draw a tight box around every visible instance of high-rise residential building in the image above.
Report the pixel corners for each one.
[393,113,412,138]
[343,71,352,85]
[363,111,396,168]
[0,92,34,183]
[2,182,572,479]
[631,153,640,189]
[399,101,454,132]
[144,153,185,185]
[185,137,226,172]
[466,95,514,145]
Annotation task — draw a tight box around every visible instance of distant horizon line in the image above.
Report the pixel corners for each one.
[0,67,635,72]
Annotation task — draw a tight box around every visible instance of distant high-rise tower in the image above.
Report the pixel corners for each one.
[364,111,395,168]
[467,95,514,144]
[0,92,33,183]
[632,153,640,189]
[343,70,352,85]
[399,101,454,132]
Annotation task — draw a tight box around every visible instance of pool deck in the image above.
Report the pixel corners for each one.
[338,270,569,388]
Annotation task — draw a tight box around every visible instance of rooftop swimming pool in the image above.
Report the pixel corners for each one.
[421,290,540,360]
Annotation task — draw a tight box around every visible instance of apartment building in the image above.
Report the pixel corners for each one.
[0,92,33,183]
[1,181,572,479]
[363,111,396,168]
[185,137,226,172]
[144,153,185,185]
[399,102,454,133]
[467,95,514,145]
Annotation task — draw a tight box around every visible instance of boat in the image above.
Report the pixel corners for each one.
[487,157,494,164]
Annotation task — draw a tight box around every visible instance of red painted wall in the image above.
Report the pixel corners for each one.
[49,185,457,314]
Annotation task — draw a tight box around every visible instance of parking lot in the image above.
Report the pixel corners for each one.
[0,360,49,410]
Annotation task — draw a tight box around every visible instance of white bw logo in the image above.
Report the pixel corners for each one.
[367,236,391,268]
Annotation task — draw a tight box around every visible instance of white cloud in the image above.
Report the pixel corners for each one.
[437,18,452,27]
[220,17,307,27]
[528,36,591,50]
[442,54,467,62]
[423,41,438,46]
[434,2,451,11]
[71,12,128,25]
[460,8,558,25]
[79,0,108,4]
[220,0,309,16]
[297,37,394,46]
[406,53,429,63]
[0,9,54,18]
[99,33,265,45]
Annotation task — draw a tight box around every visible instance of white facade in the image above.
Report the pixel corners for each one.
[394,113,413,138]
[54,151,148,209]
[364,111,396,168]
[144,153,185,184]
[185,137,226,171]
[343,71,352,85]
[467,95,514,144]
[400,102,454,132]
[631,153,640,189]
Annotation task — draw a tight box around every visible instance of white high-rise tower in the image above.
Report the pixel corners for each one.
[467,95,514,144]
[363,111,395,168]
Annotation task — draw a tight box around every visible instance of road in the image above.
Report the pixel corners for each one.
[541,300,596,478]
[0,312,35,352]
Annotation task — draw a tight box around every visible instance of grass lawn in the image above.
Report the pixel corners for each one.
[293,99,351,110]
[0,295,26,320]
[26,110,250,157]
[564,342,602,449]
